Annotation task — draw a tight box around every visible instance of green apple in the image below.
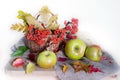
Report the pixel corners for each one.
[65,39,86,60]
[25,62,35,74]
[85,45,102,62]
[37,50,57,68]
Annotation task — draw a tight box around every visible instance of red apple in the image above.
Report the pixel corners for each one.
[85,45,102,62]
[12,58,24,68]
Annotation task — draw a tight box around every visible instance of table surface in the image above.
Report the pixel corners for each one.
[0,0,120,80]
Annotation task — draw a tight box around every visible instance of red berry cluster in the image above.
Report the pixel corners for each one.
[64,18,79,39]
[26,25,66,46]
[26,25,51,45]
[51,28,66,44]
[26,18,79,46]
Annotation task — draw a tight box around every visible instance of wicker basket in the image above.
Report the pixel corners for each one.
[26,40,46,53]
[26,8,59,53]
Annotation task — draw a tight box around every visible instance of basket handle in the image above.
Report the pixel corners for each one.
[34,10,59,30]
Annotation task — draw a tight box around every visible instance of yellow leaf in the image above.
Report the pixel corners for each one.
[11,23,28,33]
[39,6,51,14]
[72,61,84,72]
[47,15,58,26]
[47,23,59,30]
[62,64,69,73]
[72,61,90,73]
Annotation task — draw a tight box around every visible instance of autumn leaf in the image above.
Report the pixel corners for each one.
[47,23,59,30]
[39,6,52,25]
[72,61,84,72]
[89,65,103,73]
[82,64,90,73]
[62,64,69,73]
[17,10,44,30]
[11,23,28,33]
[39,6,51,14]
[45,14,59,30]
[71,61,90,73]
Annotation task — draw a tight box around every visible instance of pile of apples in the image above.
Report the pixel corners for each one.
[65,39,102,61]
[37,38,102,69]
[12,38,102,74]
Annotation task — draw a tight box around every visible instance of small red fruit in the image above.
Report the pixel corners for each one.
[65,26,71,30]
[71,36,77,39]
[66,34,72,39]
[64,20,68,25]
[71,18,79,24]
[12,58,24,68]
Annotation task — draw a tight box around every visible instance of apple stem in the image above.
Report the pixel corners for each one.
[46,54,50,57]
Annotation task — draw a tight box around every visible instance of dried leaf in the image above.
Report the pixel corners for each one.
[47,15,58,27]
[39,6,51,14]
[62,64,69,73]
[39,6,51,24]
[47,23,59,30]
[11,23,28,33]
[89,65,103,73]
[25,16,44,30]
[17,10,44,30]
[39,6,59,30]
[83,64,90,73]
[72,61,90,72]
[72,61,84,72]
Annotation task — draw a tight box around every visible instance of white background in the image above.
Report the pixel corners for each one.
[0,0,120,80]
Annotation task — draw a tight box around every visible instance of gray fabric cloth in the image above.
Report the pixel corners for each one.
[54,51,120,80]
[11,37,120,80]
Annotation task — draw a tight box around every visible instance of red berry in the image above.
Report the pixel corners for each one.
[41,23,45,27]
[73,23,78,27]
[65,26,71,30]
[66,34,72,39]
[74,29,78,33]
[28,25,34,31]
[71,36,77,39]
[61,29,66,33]
[71,29,76,34]
[71,18,79,24]
[64,20,68,25]
[26,36,30,40]
[37,39,44,45]
[72,25,77,29]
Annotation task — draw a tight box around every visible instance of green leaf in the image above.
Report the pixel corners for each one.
[11,46,28,57]
[19,46,28,52]
[17,10,31,23]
